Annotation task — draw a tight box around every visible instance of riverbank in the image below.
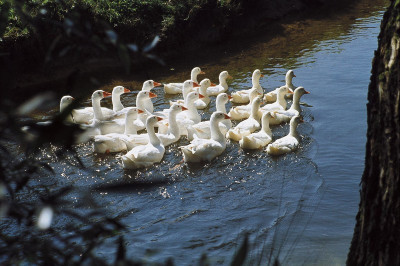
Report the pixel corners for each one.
[1,0,359,102]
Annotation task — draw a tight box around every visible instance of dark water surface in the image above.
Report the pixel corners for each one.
[27,0,389,265]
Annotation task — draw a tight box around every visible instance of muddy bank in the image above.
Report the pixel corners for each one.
[1,0,359,103]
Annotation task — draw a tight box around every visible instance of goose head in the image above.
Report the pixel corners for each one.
[170,103,188,113]
[125,107,143,120]
[191,67,205,82]
[182,80,200,98]
[60,96,74,112]
[293,86,310,97]
[113,86,130,95]
[92,90,111,102]
[220,71,232,81]
[186,91,203,105]
[252,69,264,82]
[216,93,230,105]
[211,111,231,122]
[286,70,296,83]
[142,80,162,91]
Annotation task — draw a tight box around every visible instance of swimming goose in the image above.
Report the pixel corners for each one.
[191,93,232,139]
[264,70,296,102]
[227,95,263,141]
[140,80,162,114]
[122,116,165,169]
[135,90,157,131]
[266,116,303,155]
[228,88,262,121]
[164,67,205,94]
[239,112,274,149]
[259,86,292,117]
[92,107,144,153]
[168,80,200,107]
[231,69,264,104]
[206,71,232,96]
[180,111,230,162]
[270,87,310,125]
[194,78,215,109]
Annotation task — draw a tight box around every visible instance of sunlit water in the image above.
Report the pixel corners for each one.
[19,0,389,265]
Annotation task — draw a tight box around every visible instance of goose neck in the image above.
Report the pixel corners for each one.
[290,92,302,112]
[168,110,179,136]
[112,93,124,112]
[92,98,104,120]
[124,115,138,135]
[147,123,161,146]
[261,117,272,134]
[210,118,225,144]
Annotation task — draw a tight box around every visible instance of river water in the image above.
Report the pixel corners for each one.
[30,0,388,265]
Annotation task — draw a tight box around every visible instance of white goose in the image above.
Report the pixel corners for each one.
[270,87,310,125]
[59,95,76,123]
[266,116,302,155]
[259,86,292,117]
[206,71,232,96]
[228,88,261,121]
[125,103,187,149]
[226,96,263,141]
[264,70,296,102]
[180,111,230,162]
[135,90,157,131]
[194,78,214,109]
[122,116,165,169]
[93,107,144,153]
[168,80,199,107]
[68,90,112,124]
[239,112,274,149]
[163,67,205,94]
[231,69,264,103]
[111,86,131,112]
[140,80,162,114]
[191,93,232,139]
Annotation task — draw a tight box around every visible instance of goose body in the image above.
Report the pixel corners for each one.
[180,112,230,162]
[192,93,232,139]
[122,116,165,169]
[264,70,296,102]
[266,116,302,155]
[259,86,292,118]
[227,96,262,141]
[93,107,143,153]
[270,87,310,125]
[231,69,264,104]
[164,67,205,94]
[206,71,232,96]
[70,90,113,124]
[194,79,214,109]
[239,112,274,149]
[228,88,261,121]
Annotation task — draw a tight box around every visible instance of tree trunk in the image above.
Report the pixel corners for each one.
[347,0,400,265]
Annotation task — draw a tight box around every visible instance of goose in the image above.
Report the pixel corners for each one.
[226,96,263,141]
[93,107,144,153]
[228,88,262,121]
[135,90,157,131]
[270,87,310,125]
[68,90,113,124]
[266,116,303,155]
[163,67,205,94]
[206,71,232,96]
[259,86,292,118]
[264,70,296,102]
[194,78,215,109]
[59,95,76,123]
[122,116,165,169]
[239,112,274,149]
[140,80,162,114]
[180,111,230,162]
[231,69,264,103]
[191,93,232,139]
[175,91,204,136]
[111,86,131,112]
[168,80,200,107]
[124,103,187,149]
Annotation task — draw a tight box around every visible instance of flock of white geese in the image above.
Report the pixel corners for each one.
[58,67,310,169]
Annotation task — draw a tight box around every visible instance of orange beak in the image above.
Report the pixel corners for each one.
[193,82,200,87]
[305,90,310,94]
[228,95,233,99]
[182,106,188,111]
[149,92,157,98]
[260,74,264,77]
[228,75,233,79]
[210,82,217,86]
[153,81,162,87]
[200,71,205,75]
[224,114,231,119]
[103,91,112,97]
[287,90,294,94]
[156,117,163,122]
[199,94,205,99]
[293,74,297,77]
[124,88,131,93]
[138,109,144,114]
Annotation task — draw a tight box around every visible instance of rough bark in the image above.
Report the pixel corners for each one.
[347,0,400,265]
